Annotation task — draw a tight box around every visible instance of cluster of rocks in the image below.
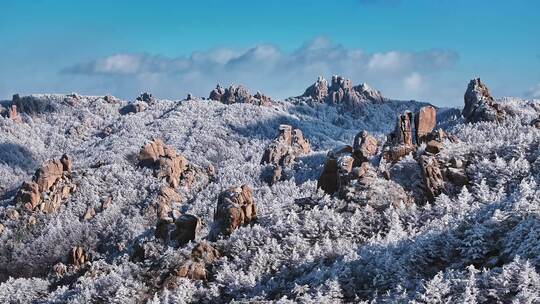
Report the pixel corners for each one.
[119,92,154,115]
[166,242,220,283]
[463,78,505,123]
[316,102,469,204]
[261,124,311,184]
[13,154,75,216]
[317,131,379,197]
[209,84,272,106]
[301,75,384,105]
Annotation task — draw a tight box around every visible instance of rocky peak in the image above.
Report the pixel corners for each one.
[463,78,505,123]
[301,75,384,106]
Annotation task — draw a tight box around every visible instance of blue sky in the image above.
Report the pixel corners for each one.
[0,0,539,106]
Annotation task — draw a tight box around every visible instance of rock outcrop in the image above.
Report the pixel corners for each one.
[211,185,256,238]
[0,105,22,122]
[420,155,445,202]
[70,246,87,267]
[261,124,310,184]
[414,106,436,144]
[138,139,189,188]
[14,154,75,214]
[463,78,505,123]
[170,242,220,282]
[172,214,201,245]
[209,84,272,106]
[301,75,384,105]
[318,131,378,196]
[120,102,147,115]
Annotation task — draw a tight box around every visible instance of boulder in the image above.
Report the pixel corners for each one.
[191,242,220,264]
[420,155,445,202]
[83,207,96,220]
[53,263,67,278]
[425,140,443,154]
[317,145,355,195]
[415,106,437,143]
[463,78,505,123]
[120,102,147,115]
[34,160,64,192]
[446,167,469,187]
[14,155,74,214]
[353,130,378,162]
[138,140,189,188]
[261,124,310,168]
[175,261,207,281]
[172,214,200,245]
[531,117,540,128]
[70,246,87,267]
[212,185,256,237]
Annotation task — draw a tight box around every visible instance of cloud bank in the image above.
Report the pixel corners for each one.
[63,37,460,103]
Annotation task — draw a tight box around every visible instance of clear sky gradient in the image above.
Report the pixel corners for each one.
[1,0,539,106]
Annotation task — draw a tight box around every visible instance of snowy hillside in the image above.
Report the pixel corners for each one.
[0,78,539,303]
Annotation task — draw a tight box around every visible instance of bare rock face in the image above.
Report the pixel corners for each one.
[70,246,87,267]
[172,214,201,245]
[415,106,437,144]
[463,78,505,123]
[138,140,189,188]
[53,263,67,278]
[14,155,74,214]
[301,75,384,106]
[156,186,182,219]
[4,105,22,123]
[420,155,445,202]
[212,185,256,237]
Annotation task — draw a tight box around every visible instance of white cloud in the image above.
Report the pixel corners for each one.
[403,72,424,93]
[62,37,459,103]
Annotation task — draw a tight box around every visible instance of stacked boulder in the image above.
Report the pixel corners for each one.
[261,124,311,184]
[209,84,272,106]
[138,140,204,244]
[317,131,379,197]
[463,78,505,123]
[210,185,257,239]
[302,75,384,105]
[14,154,75,214]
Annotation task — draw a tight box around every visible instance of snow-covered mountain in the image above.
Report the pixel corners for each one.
[0,77,539,303]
